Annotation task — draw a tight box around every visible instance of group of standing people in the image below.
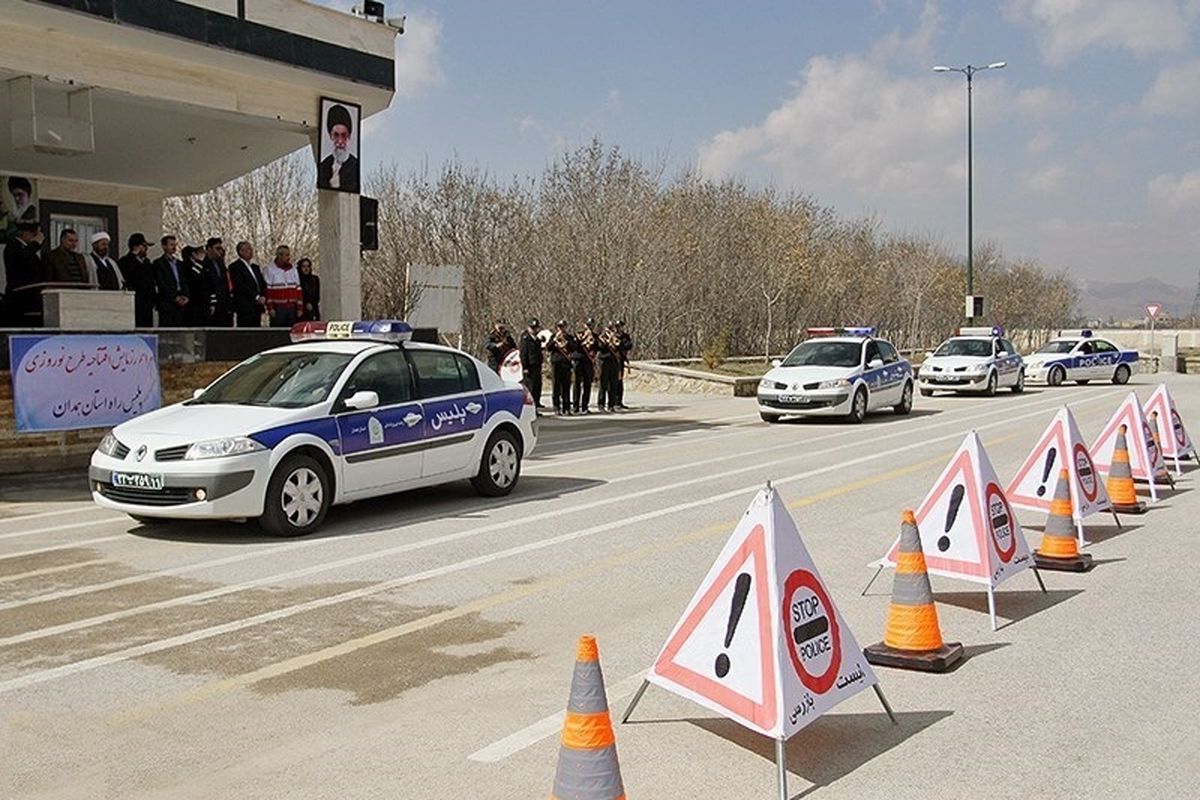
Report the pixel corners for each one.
[486,318,633,415]
[1,226,321,329]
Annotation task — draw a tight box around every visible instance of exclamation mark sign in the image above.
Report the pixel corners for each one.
[938,484,966,552]
[1036,447,1057,497]
[714,573,752,678]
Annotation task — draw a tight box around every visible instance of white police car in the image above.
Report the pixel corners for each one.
[917,326,1025,397]
[1024,329,1138,386]
[89,321,538,537]
[757,327,914,424]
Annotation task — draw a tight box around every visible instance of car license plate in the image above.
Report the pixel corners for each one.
[780,394,806,404]
[111,472,164,491]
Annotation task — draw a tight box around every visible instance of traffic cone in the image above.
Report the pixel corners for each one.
[551,636,626,800]
[1033,469,1094,572]
[864,510,964,672]
[1106,424,1147,514]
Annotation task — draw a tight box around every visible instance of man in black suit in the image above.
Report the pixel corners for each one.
[316,103,360,193]
[2,220,44,326]
[203,237,233,327]
[182,245,211,326]
[118,233,157,327]
[153,234,189,326]
[228,240,266,328]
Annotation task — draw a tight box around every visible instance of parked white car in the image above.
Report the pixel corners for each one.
[918,326,1025,396]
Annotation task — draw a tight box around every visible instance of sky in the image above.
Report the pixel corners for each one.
[325,0,1200,288]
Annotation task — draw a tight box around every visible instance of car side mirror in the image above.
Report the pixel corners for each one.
[192,388,205,399]
[868,358,884,369]
[343,390,380,411]
[771,359,782,368]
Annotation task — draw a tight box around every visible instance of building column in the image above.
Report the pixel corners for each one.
[312,137,361,320]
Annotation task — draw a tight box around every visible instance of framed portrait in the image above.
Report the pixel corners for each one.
[1,174,39,244]
[316,97,362,194]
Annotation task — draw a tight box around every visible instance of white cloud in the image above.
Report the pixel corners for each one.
[1142,59,1200,116]
[1025,163,1068,192]
[393,10,444,97]
[1006,0,1196,63]
[605,88,621,111]
[1149,169,1200,212]
[1027,131,1056,154]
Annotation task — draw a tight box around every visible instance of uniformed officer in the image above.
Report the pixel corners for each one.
[571,318,597,413]
[484,321,516,374]
[548,319,575,415]
[597,322,621,412]
[518,318,546,408]
[613,320,633,410]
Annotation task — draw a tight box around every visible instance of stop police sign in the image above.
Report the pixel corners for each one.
[782,569,841,694]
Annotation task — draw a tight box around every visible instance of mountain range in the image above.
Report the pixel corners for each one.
[1075,277,1195,321]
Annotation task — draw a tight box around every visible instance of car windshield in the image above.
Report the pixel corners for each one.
[781,341,862,368]
[934,339,992,358]
[190,351,354,408]
[1035,340,1078,354]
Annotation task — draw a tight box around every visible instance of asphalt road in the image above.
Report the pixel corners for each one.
[2,376,1198,799]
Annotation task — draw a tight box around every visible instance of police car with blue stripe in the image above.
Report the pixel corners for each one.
[1024,329,1137,387]
[917,326,1025,397]
[756,327,914,424]
[89,321,538,537]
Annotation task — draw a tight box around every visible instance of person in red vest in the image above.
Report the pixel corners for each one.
[263,245,303,327]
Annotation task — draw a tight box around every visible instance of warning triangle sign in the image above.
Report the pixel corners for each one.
[883,432,1033,588]
[1091,393,1166,502]
[1008,407,1111,528]
[650,487,876,739]
[1144,384,1195,471]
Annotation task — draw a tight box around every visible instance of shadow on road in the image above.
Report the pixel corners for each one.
[933,588,1084,631]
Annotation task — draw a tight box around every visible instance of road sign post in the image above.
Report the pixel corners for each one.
[1146,303,1161,373]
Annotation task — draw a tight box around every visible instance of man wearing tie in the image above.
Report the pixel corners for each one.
[153,234,189,326]
[88,232,122,291]
[228,240,267,328]
[203,237,233,327]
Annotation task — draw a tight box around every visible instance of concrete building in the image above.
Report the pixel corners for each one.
[0,0,398,321]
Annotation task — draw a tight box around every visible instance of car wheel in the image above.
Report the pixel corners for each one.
[847,387,867,424]
[1075,379,1090,385]
[471,429,521,497]
[1048,365,1065,387]
[919,388,934,398]
[259,454,330,537]
[1113,364,1131,385]
[127,514,156,525]
[1011,370,1025,393]
[984,371,998,397]
[894,382,913,415]
[760,412,782,424]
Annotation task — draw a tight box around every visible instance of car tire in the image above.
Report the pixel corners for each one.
[1113,364,1131,385]
[919,388,934,398]
[894,382,913,415]
[471,428,522,497]
[127,514,156,525]
[1048,365,1065,387]
[1075,379,1090,385]
[1011,370,1025,393]
[760,412,782,424]
[846,387,867,424]
[984,371,998,396]
[259,454,330,538]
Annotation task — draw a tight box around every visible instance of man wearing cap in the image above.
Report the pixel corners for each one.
[614,320,634,410]
[571,318,597,414]
[548,320,576,415]
[44,228,89,285]
[2,219,44,326]
[119,233,157,327]
[153,234,189,327]
[88,232,122,291]
[317,104,360,193]
[518,318,546,408]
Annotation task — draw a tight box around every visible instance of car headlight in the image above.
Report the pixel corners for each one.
[818,378,851,389]
[183,437,266,460]
[968,364,988,375]
[759,377,772,389]
[97,432,123,457]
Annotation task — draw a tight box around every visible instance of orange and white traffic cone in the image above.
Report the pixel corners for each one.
[1033,469,1094,572]
[864,510,964,672]
[550,636,626,800]
[1106,425,1147,514]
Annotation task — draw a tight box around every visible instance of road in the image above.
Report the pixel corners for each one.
[2,377,1198,799]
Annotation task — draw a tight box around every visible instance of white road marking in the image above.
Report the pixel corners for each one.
[0,517,128,542]
[0,558,113,584]
[0,506,100,524]
[0,388,1123,695]
[0,534,128,563]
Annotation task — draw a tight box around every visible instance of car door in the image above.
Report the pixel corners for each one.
[862,341,890,408]
[1091,339,1120,378]
[1074,340,1098,379]
[997,339,1018,386]
[409,348,487,478]
[875,340,905,404]
[334,350,424,494]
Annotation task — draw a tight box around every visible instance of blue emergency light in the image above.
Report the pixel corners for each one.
[290,320,414,343]
[805,326,876,337]
[1057,329,1093,339]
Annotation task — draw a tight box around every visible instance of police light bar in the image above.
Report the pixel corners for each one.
[1057,329,1093,339]
[805,326,876,337]
[957,325,1004,337]
[290,320,413,343]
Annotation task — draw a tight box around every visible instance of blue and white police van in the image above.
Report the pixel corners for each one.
[917,326,1025,397]
[89,321,538,537]
[756,327,914,424]
[1024,329,1138,386]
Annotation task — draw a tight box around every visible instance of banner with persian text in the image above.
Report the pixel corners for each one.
[8,335,161,432]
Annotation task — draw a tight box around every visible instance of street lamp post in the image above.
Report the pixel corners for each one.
[934,61,1005,316]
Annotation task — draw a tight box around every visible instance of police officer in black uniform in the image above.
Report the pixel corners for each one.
[597,322,621,412]
[484,321,516,373]
[614,320,633,409]
[548,319,575,415]
[518,318,546,408]
[571,318,597,414]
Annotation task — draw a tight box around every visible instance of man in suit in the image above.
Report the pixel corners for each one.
[2,220,44,326]
[44,228,89,284]
[118,233,157,327]
[202,237,233,326]
[228,240,266,328]
[316,103,360,193]
[87,232,122,291]
[153,234,189,326]
[182,245,212,326]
